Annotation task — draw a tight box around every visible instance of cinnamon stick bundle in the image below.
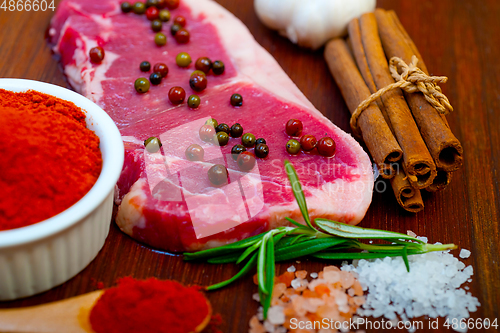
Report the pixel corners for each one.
[324,39,403,179]
[375,9,463,172]
[351,13,437,189]
[390,168,424,213]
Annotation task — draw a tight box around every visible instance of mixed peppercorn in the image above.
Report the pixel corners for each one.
[285,119,336,157]
[120,1,337,188]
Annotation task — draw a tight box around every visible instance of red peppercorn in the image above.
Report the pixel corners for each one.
[175,28,190,43]
[156,0,167,8]
[185,144,204,161]
[168,86,186,105]
[89,46,105,64]
[145,6,159,20]
[317,137,336,157]
[189,73,207,92]
[199,124,216,142]
[165,0,179,9]
[285,119,303,136]
[195,57,212,74]
[173,15,186,27]
[237,151,256,171]
[208,164,228,187]
[300,134,317,151]
[153,63,169,78]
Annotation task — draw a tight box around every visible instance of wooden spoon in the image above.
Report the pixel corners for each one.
[0,290,212,333]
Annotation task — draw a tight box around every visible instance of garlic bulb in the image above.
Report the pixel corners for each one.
[254,0,376,49]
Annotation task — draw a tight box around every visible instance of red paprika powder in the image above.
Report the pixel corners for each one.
[89,277,211,333]
[0,89,102,231]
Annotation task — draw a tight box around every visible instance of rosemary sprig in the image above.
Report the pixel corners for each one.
[183,160,457,318]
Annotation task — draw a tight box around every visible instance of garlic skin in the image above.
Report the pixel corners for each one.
[254,0,376,50]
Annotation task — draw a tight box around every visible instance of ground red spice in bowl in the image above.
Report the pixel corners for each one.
[0,89,102,231]
[89,277,211,333]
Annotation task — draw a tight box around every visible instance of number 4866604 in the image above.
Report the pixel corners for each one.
[1,0,56,11]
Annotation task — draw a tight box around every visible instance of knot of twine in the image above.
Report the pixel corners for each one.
[350,55,453,137]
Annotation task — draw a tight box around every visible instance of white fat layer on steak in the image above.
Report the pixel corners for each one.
[118,179,148,233]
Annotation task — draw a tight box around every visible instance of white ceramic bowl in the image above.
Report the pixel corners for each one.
[0,79,124,300]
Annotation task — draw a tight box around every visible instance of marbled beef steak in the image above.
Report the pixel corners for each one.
[49,0,373,252]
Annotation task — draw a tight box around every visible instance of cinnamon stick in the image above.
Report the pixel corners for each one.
[390,169,424,213]
[353,13,437,189]
[324,39,403,179]
[425,169,452,192]
[375,9,463,172]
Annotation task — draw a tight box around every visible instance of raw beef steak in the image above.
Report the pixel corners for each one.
[49,0,374,252]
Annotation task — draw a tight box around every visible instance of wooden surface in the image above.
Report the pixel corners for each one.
[1,0,499,332]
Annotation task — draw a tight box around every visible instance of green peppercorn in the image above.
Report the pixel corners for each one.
[187,94,201,108]
[231,144,246,161]
[154,32,167,46]
[230,123,243,138]
[255,143,269,158]
[151,19,162,32]
[241,133,256,147]
[216,132,230,146]
[212,60,225,75]
[176,52,192,67]
[286,139,301,155]
[139,61,151,72]
[230,93,243,107]
[255,138,266,145]
[190,70,206,78]
[215,123,230,134]
[121,1,132,13]
[132,2,146,14]
[144,136,162,153]
[149,72,162,85]
[205,118,218,128]
[134,77,150,93]
[159,9,171,21]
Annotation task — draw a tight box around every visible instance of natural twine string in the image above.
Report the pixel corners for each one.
[350,55,453,137]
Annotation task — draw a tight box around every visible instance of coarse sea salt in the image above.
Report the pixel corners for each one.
[460,249,471,259]
[341,239,480,333]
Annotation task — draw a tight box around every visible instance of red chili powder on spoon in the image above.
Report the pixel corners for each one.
[0,89,102,231]
[89,277,211,333]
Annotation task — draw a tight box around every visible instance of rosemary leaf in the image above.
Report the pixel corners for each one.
[236,240,262,264]
[184,233,265,260]
[315,218,424,243]
[206,253,258,290]
[402,245,410,272]
[263,235,275,319]
[285,217,307,229]
[312,250,426,260]
[284,160,314,230]
[274,237,348,262]
[257,235,269,295]
[207,252,243,264]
